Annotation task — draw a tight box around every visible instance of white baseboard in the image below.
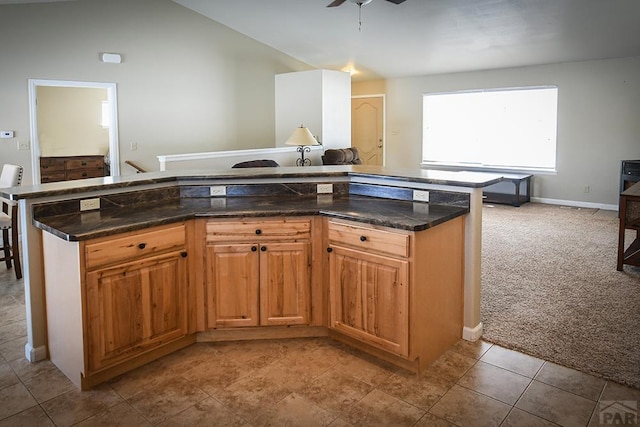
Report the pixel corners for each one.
[531,197,617,211]
[463,323,483,342]
[25,343,47,362]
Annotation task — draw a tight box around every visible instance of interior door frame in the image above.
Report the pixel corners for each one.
[28,79,121,183]
[351,94,386,166]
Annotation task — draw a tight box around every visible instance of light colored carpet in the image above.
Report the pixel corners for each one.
[481,202,640,389]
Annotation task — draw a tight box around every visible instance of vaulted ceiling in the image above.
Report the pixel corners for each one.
[173,0,640,81]
[3,0,640,81]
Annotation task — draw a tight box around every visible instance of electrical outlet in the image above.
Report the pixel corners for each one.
[413,190,430,202]
[210,186,226,197]
[80,198,100,211]
[130,141,138,151]
[317,184,333,194]
[1,130,14,138]
[17,141,29,151]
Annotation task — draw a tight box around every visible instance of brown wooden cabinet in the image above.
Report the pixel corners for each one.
[41,211,464,388]
[327,217,464,373]
[205,218,311,328]
[85,251,189,373]
[329,245,409,356]
[42,222,195,389]
[617,181,640,270]
[40,155,105,183]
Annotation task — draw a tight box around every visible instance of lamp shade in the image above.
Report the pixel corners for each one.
[285,126,319,146]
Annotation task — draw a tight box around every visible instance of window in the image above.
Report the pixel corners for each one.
[101,100,110,128]
[422,86,558,172]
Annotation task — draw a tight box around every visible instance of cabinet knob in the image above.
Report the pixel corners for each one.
[255,229,262,235]
[138,243,146,249]
[360,236,367,242]
[181,251,188,258]
[260,246,267,252]
[251,246,257,252]
[327,247,333,253]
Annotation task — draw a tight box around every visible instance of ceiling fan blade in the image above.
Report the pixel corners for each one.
[386,0,407,4]
[327,0,347,7]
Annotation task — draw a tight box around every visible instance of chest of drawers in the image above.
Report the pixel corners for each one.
[40,155,105,183]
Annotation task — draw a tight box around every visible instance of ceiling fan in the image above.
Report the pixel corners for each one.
[327,0,406,6]
[328,0,406,31]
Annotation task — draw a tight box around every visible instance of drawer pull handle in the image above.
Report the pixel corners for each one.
[255,229,262,235]
[327,247,333,253]
[260,246,267,252]
[138,243,146,249]
[360,236,367,242]
[82,173,87,177]
[81,162,87,166]
[251,246,257,252]
[181,251,188,258]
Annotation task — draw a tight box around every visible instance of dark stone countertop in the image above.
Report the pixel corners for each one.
[34,195,469,241]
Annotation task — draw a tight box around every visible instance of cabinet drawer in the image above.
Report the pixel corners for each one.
[40,158,66,172]
[328,220,409,258]
[85,224,187,270]
[41,173,66,183]
[206,219,311,242]
[66,158,104,169]
[66,168,104,180]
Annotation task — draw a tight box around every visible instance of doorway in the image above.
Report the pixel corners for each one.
[351,95,385,166]
[28,79,120,183]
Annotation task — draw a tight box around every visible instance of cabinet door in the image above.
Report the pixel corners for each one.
[206,243,260,328]
[329,246,409,357]
[259,242,310,326]
[85,251,188,372]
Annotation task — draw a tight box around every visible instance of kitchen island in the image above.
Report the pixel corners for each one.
[2,165,502,388]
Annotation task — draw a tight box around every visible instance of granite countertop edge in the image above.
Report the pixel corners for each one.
[34,196,469,242]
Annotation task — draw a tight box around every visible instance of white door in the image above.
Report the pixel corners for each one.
[352,96,384,166]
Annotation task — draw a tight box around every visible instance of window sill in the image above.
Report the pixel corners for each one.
[420,162,557,176]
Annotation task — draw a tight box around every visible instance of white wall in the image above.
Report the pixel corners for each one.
[0,0,312,184]
[275,69,351,149]
[355,57,640,207]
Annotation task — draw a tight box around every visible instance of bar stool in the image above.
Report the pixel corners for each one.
[0,164,23,280]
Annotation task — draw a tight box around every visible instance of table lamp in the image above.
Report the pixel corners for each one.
[285,125,319,166]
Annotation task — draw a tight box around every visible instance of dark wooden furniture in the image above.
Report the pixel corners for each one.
[620,160,640,192]
[617,180,640,271]
[483,173,532,207]
[40,155,105,183]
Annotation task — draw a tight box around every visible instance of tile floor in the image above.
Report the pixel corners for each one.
[1,267,639,426]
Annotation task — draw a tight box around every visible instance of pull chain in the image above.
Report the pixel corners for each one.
[358,3,363,31]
